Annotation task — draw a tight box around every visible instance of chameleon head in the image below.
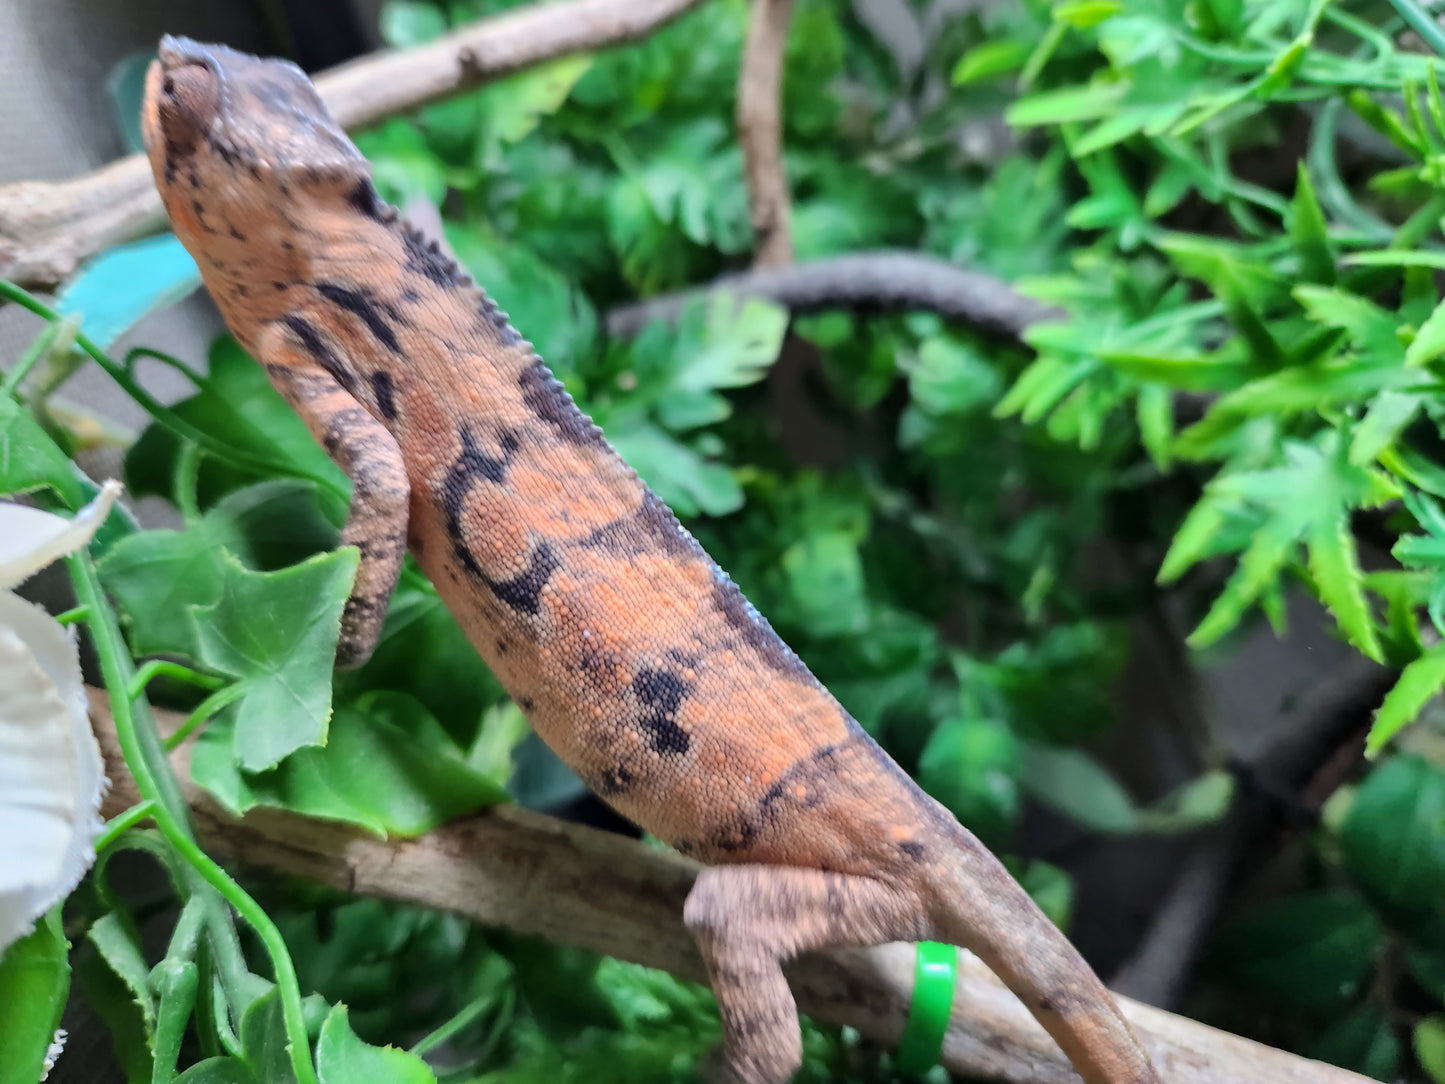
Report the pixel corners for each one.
[141,37,374,326]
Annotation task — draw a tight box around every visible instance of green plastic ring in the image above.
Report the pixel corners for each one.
[895,941,957,1077]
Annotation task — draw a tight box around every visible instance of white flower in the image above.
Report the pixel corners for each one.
[0,481,120,951]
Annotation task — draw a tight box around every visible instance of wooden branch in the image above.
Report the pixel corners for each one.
[89,691,1368,1084]
[605,250,1063,340]
[0,0,709,289]
[737,0,795,268]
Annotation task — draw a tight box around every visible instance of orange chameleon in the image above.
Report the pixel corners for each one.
[141,36,1160,1084]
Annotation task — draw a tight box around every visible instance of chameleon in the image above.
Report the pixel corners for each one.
[140,36,1161,1084]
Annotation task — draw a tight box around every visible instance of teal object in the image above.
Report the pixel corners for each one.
[56,234,200,350]
[895,940,957,1077]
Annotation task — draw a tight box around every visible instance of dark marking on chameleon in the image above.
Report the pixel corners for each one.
[631,669,691,756]
[272,281,287,292]
[208,137,238,168]
[401,226,465,288]
[898,841,927,861]
[496,639,508,654]
[191,199,216,234]
[759,742,842,815]
[280,315,353,391]
[582,490,696,560]
[518,359,609,451]
[369,370,397,421]
[478,542,559,616]
[519,695,535,712]
[346,178,386,222]
[708,571,813,681]
[594,765,636,797]
[440,426,519,541]
[228,223,247,241]
[316,282,401,353]
[400,287,422,305]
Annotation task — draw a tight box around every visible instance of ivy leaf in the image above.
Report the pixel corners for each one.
[1021,744,1139,833]
[1340,755,1445,914]
[98,481,339,660]
[1204,892,1380,1008]
[192,692,506,835]
[316,1004,436,1084]
[0,397,86,507]
[126,336,345,506]
[191,549,358,773]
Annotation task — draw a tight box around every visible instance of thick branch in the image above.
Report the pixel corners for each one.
[89,692,1367,1084]
[737,0,795,268]
[0,0,709,289]
[605,249,1062,339]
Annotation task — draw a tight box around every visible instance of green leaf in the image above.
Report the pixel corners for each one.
[88,911,157,1041]
[1407,295,1445,366]
[1341,755,1445,913]
[192,692,506,835]
[901,335,1002,417]
[317,1004,436,1083]
[781,530,868,637]
[952,39,1031,84]
[1308,1001,1400,1080]
[191,548,358,773]
[55,234,201,350]
[1021,744,1138,833]
[1007,81,1128,127]
[1418,1017,1445,1084]
[1205,892,1379,1007]
[1307,512,1384,663]
[476,55,593,150]
[125,336,345,505]
[1368,642,1445,755]
[1288,163,1334,284]
[238,988,299,1084]
[0,396,86,506]
[99,480,339,660]
[0,910,69,1084]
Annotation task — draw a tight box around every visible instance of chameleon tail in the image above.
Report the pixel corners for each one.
[925,821,1161,1084]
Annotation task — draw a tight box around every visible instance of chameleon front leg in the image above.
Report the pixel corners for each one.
[684,866,932,1084]
[254,320,410,669]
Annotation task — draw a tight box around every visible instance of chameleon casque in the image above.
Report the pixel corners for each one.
[141,36,1160,1084]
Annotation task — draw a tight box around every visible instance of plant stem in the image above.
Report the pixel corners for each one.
[166,684,246,750]
[128,658,226,702]
[95,800,157,854]
[68,551,321,1084]
[1387,0,1445,58]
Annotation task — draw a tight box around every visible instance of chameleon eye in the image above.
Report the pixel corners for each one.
[157,62,219,155]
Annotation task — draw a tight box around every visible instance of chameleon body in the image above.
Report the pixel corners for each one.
[142,37,1160,1084]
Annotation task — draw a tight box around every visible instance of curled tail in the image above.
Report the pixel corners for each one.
[925,820,1160,1084]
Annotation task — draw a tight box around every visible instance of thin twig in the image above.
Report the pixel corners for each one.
[0,0,710,289]
[605,249,1063,339]
[737,0,795,268]
[89,690,1370,1084]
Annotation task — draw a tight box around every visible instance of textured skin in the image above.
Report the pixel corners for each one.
[141,37,1161,1084]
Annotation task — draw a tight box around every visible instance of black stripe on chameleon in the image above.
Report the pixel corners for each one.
[581,490,697,561]
[369,370,397,421]
[458,541,559,616]
[315,282,403,353]
[279,315,353,391]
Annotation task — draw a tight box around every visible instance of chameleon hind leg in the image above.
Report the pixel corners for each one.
[254,320,410,669]
[684,865,931,1084]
